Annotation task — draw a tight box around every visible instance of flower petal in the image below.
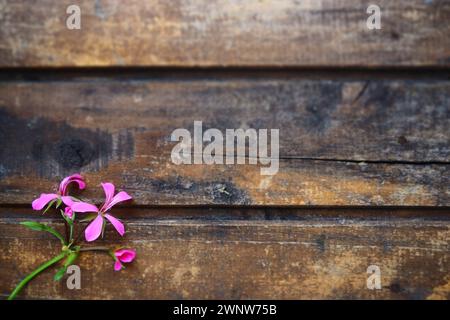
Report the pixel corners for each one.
[31,193,59,210]
[64,207,74,219]
[115,249,136,263]
[104,191,132,211]
[61,196,74,207]
[59,174,86,196]
[71,202,99,213]
[85,215,104,242]
[114,260,123,271]
[101,182,115,207]
[105,214,125,236]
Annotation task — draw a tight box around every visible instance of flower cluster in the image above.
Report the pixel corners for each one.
[8,174,136,300]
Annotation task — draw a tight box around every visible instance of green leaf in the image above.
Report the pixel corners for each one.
[20,221,66,245]
[43,199,57,214]
[20,221,50,231]
[55,198,63,209]
[53,267,66,281]
[54,252,78,281]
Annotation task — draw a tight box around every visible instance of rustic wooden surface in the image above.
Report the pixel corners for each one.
[0,208,449,300]
[1,0,449,301]
[0,0,449,67]
[0,79,449,206]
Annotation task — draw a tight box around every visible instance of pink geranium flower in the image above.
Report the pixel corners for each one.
[113,248,136,271]
[71,183,132,242]
[63,199,75,219]
[31,174,85,216]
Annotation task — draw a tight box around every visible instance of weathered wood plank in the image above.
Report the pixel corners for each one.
[1,80,448,162]
[5,159,450,206]
[0,80,448,206]
[0,0,449,67]
[0,212,448,299]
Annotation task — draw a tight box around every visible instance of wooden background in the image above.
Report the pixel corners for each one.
[0,0,449,299]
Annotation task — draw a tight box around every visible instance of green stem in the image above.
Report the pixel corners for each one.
[7,252,67,300]
[69,215,74,243]
[66,218,73,245]
[59,209,73,245]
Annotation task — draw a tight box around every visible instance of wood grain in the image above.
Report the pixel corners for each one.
[1,0,449,302]
[0,79,448,206]
[0,0,449,67]
[1,209,449,300]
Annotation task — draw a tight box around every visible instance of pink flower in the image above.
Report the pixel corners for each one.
[63,197,75,219]
[31,174,86,213]
[64,207,74,219]
[113,248,136,271]
[71,183,132,242]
